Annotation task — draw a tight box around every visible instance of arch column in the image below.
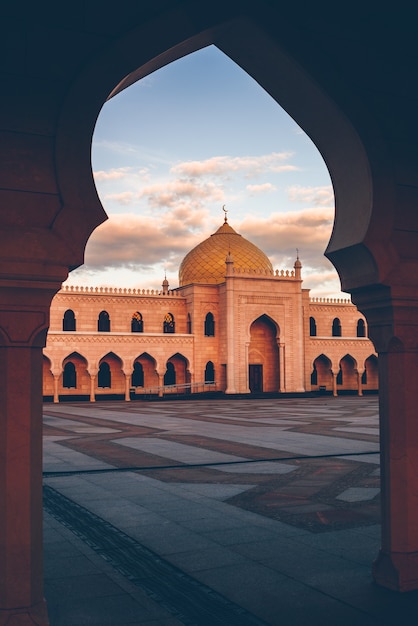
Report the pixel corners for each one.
[89,373,96,402]
[353,287,418,591]
[0,284,59,625]
[332,372,338,396]
[357,369,364,396]
[53,373,60,403]
[158,373,164,397]
[124,372,131,401]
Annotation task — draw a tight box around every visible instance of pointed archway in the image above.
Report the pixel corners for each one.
[248,315,279,393]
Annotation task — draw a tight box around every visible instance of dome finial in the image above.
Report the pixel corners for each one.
[222,205,228,223]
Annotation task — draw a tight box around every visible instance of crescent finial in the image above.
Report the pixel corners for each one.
[222,205,228,223]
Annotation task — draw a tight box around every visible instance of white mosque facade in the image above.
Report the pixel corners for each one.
[43,220,378,401]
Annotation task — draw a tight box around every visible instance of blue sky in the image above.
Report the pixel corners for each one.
[66,45,343,297]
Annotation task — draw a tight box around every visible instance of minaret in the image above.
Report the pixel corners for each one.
[294,249,305,392]
[225,248,236,394]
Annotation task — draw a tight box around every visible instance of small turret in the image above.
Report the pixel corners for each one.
[294,250,302,280]
[162,272,169,294]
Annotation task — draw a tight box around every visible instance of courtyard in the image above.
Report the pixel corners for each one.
[42,395,418,625]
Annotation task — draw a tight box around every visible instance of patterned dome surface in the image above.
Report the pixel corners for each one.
[179,221,273,286]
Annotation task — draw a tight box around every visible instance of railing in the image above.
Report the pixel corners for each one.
[132,381,217,397]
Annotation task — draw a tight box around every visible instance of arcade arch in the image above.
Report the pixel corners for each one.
[2,6,418,623]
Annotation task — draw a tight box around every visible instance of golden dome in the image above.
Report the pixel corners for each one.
[179,221,273,286]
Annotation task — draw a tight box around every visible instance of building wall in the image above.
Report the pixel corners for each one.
[44,274,377,400]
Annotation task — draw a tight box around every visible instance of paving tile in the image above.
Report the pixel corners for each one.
[41,396,401,626]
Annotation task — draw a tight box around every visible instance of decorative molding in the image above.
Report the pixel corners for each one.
[47,333,194,345]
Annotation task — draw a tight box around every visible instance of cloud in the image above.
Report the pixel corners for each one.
[94,167,132,181]
[104,192,135,205]
[171,152,298,178]
[80,210,215,274]
[246,183,277,195]
[138,179,224,209]
[287,185,334,207]
[239,207,335,271]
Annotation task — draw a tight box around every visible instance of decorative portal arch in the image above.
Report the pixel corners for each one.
[98,352,124,393]
[339,354,357,391]
[363,354,379,390]
[131,361,144,387]
[312,354,333,391]
[248,315,279,393]
[61,352,89,397]
[63,362,77,388]
[134,352,158,389]
[165,353,189,388]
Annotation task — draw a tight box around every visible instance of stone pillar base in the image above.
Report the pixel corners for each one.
[0,599,49,625]
[373,549,418,592]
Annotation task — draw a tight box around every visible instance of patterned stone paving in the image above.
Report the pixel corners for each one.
[43,395,380,533]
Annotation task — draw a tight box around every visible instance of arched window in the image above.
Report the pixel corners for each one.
[336,367,343,385]
[187,313,192,334]
[164,362,176,385]
[62,309,76,331]
[98,310,110,332]
[357,319,366,337]
[131,311,143,332]
[163,312,175,333]
[310,363,318,385]
[204,312,215,336]
[309,317,317,337]
[63,362,77,388]
[131,362,144,387]
[98,362,111,387]
[332,318,342,337]
[205,361,215,383]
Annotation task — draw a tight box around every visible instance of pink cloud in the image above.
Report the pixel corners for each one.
[287,185,334,207]
[171,153,297,178]
[246,183,277,195]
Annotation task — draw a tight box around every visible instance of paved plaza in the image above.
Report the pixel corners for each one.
[42,395,418,625]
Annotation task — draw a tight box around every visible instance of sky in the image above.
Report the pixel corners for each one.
[65,45,344,298]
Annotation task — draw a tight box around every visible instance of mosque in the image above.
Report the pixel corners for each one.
[43,216,378,401]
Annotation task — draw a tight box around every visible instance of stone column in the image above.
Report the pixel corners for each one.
[0,286,58,625]
[332,372,338,396]
[53,373,60,403]
[89,374,96,402]
[124,373,131,401]
[354,287,418,591]
[158,374,164,397]
[357,370,363,396]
